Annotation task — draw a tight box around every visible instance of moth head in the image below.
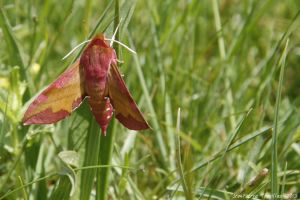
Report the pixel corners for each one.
[88,34,111,49]
[80,34,117,69]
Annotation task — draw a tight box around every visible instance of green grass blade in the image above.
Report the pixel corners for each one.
[271,38,289,198]
[78,3,117,197]
[34,143,47,200]
[0,8,34,97]
[280,162,288,196]
[82,0,92,37]
[112,0,120,54]
[17,176,28,200]
[0,173,57,200]
[223,108,252,158]
[168,125,271,192]
[80,117,101,200]
[68,0,114,67]
[191,126,271,173]
[165,94,176,170]
[212,0,226,60]
[0,137,29,192]
[127,31,168,166]
[96,120,116,200]
[175,108,192,199]
[212,0,236,130]
[168,184,232,199]
[0,94,9,139]
[49,175,72,200]
[236,168,269,194]
[227,0,274,59]
[96,2,119,199]
[86,0,114,40]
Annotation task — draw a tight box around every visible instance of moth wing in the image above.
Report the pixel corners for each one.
[107,64,150,130]
[23,60,85,125]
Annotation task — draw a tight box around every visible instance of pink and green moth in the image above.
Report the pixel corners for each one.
[22,34,150,135]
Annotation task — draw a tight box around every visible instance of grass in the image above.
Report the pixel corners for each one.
[1,0,300,199]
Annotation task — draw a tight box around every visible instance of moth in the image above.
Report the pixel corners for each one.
[23,34,150,135]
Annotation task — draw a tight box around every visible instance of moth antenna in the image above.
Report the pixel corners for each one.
[105,38,136,54]
[106,18,136,54]
[62,39,91,60]
[110,18,123,47]
[116,59,124,64]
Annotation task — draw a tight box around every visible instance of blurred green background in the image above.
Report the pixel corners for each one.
[0,0,300,199]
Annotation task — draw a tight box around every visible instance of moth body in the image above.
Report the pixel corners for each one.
[80,36,117,133]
